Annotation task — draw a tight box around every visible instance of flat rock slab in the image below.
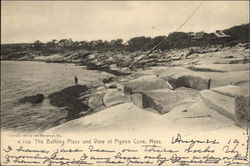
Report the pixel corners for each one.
[211,85,249,97]
[46,103,170,133]
[103,89,131,107]
[154,66,249,89]
[162,99,235,132]
[143,87,200,114]
[190,64,249,72]
[200,90,235,120]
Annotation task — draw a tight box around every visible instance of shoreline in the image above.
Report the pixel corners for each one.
[1,59,132,76]
[45,43,249,133]
[1,43,249,132]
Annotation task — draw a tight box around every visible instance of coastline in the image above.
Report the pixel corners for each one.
[1,43,250,133]
[45,43,249,133]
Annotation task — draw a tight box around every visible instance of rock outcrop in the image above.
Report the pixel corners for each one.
[48,85,92,120]
[235,96,250,129]
[19,94,44,104]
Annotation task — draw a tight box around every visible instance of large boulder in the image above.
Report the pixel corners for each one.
[168,75,209,90]
[19,94,44,104]
[124,75,171,94]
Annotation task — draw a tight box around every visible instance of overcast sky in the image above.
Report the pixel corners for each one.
[1,1,249,44]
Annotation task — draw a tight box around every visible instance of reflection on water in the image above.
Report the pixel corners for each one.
[1,61,109,132]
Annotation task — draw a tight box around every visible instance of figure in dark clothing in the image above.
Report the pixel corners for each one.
[74,76,78,86]
[208,79,211,89]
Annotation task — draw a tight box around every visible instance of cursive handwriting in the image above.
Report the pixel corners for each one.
[142,145,179,153]
[2,135,248,166]
[88,145,115,153]
[172,133,219,145]
[16,146,49,154]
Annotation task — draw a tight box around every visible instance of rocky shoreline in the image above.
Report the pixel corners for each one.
[17,43,250,132]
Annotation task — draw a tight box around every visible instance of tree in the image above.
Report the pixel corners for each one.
[33,40,43,50]
[167,32,191,48]
[127,36,152,51]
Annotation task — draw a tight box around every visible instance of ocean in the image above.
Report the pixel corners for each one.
[1,61,109,132]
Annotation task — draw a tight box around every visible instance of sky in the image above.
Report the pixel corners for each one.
[1,1,249,44]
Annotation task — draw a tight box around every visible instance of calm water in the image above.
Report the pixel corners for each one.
[1,61,109,132]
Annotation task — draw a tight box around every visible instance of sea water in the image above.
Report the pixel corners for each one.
[1,61,109,132]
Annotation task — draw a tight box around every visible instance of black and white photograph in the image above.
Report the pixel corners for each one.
[1,1,249,165]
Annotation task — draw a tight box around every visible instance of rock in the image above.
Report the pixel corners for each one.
[88,93,105,109]
[48,85,91,120]
[87,54,97,60]
[200,90,235,120]
[143,88,200,114]
[186,66,225,73]
[131,93,143,108]
[19,94,44,104]
[129,60,146,70]
[67,102,92,120]
[102,77,118,89]
[236,43,250,49]
[185,49,195,58]
[109,64,118,69]
[229,58,250,64]
[235,96,250,129]
[124,75,171,94]
[45,103,168,133]
[171,54,183,61]
[211,85,248,98]
[94,105,107,113]
[224,55,234,59]
[168,75,209,90]
[120,67,133,74]
[48,85,88,107]
[142,92,165,114]
[103,89,131,107]
[214,58,248,64]
[106,84,117,89]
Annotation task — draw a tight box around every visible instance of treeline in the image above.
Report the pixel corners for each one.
[224,23,249,42]
[32,23,250,52]
[1,23,249,58]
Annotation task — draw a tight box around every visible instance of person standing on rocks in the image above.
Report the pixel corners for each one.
[74,76,78,86]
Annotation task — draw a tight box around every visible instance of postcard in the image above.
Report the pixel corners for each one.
[1,1,249,165]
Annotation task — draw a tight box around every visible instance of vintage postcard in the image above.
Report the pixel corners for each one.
[1,1,249,166]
